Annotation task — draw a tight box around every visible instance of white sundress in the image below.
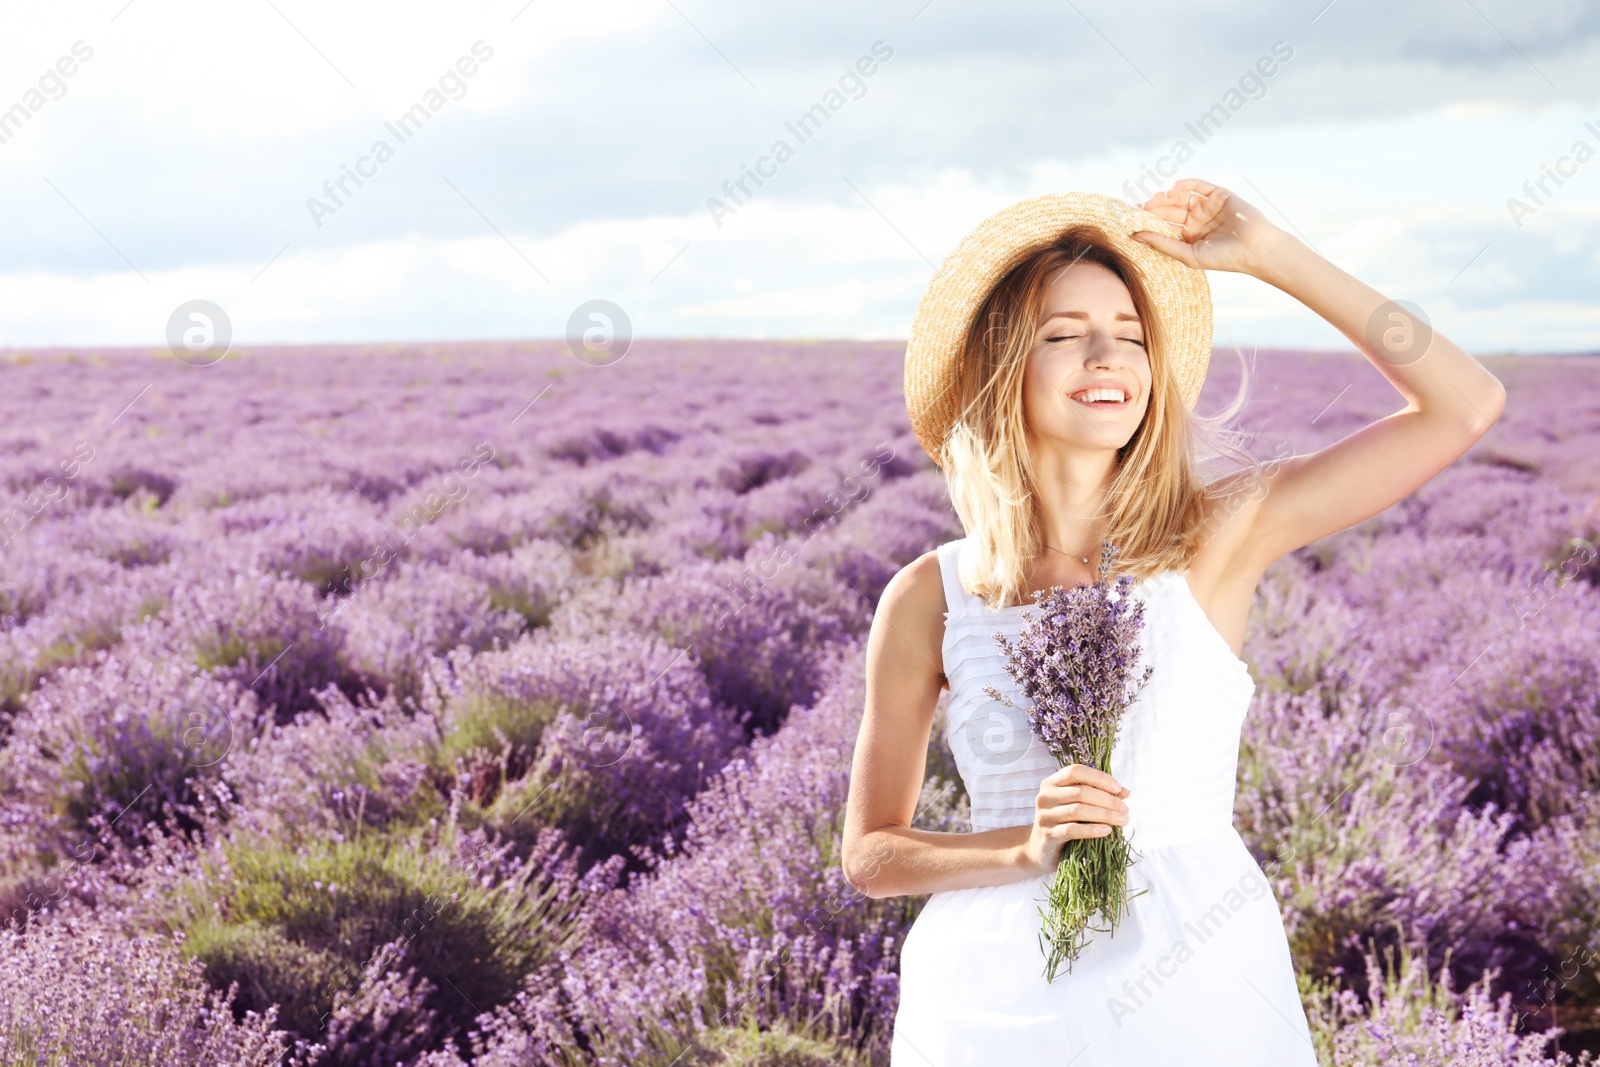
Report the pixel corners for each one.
[890,536,1318,1067]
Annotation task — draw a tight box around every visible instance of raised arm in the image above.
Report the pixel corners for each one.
[1134,178,1507,577]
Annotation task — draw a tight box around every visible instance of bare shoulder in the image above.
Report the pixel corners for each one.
[884,546,947,608]
[872,546,950,690]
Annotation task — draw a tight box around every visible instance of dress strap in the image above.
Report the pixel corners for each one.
[935,537,972,620]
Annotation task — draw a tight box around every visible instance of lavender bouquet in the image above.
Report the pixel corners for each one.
[984,541,1155,983]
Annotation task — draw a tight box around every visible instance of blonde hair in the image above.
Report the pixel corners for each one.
[939,226,1264,611]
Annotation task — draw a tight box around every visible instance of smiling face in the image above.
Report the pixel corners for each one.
[1020,259,1153,457]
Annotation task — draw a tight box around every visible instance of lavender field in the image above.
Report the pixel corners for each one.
[0,339,1597,1066]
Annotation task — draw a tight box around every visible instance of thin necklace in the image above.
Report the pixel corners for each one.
[1043,542,1097,565]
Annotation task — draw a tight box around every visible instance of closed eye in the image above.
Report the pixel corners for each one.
[1043,335,1146,348]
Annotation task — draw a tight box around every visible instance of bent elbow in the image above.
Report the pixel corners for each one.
[841,852,880,898]
[1442,385,1504,440]
[1469,381,1507,436]
[1484,382,1508,426]
[841,835,892,899]
[843,864,878,898]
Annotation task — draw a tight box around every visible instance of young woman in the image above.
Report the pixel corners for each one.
[842,179,1506,1065]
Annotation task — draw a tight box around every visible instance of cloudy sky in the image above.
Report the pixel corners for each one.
[2,0,1598,352]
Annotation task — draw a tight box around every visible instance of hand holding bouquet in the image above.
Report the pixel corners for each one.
[984,541,1154,983]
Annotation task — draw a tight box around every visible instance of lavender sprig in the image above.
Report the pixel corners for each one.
[984,540,1154,982]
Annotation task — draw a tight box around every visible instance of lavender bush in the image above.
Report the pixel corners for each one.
[0,907,289,1065]
[1303,938,1597,1066]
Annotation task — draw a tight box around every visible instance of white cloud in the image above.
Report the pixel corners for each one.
[1,0,1598,351]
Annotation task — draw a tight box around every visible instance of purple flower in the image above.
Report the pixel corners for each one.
[985,541,1153,981]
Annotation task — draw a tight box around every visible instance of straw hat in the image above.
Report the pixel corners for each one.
[903,191,1213,468]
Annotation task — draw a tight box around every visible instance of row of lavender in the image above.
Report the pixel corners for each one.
[0,341,1596,1065]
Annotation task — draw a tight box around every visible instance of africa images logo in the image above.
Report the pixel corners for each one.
[306,41,495,228]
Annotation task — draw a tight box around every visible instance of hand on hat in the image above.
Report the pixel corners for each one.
[1129,178,1285,278]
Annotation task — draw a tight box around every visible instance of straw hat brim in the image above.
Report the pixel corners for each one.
[903,191,1213,468]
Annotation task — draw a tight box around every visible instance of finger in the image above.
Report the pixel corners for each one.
[1142,187,1208,213]
[1166,177,1219,198]
[1140,205,1188,226]
[1049,763,1108,791]
[1060,785,1128,812]
[1180,192,1227,235]
[1130,230,1197,268]
[1041,782,1125,810]
[1052,821,1115,841]
[1145,186,1223,234]
[1044,802,1130,827]
[1054,763,1130,797]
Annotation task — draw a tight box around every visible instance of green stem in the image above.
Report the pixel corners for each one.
[1037,724,1146,983]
